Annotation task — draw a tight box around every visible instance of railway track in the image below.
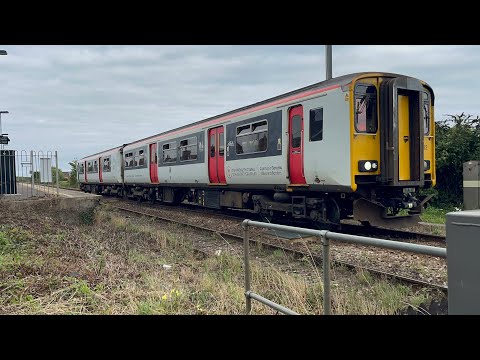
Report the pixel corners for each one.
[100,196,446,245]
[338,223,445,244]
[102,201,448,292]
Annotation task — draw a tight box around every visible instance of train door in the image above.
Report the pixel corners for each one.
[99,157,103,183]
[379,78,423,186]
[288,106,307,184]
[208,127,226,184]
[84,161,88,183]
[149,143,159,183]
[398,95,411,181]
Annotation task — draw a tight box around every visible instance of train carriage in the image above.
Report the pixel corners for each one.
[78,146,123,195]
[78,72,436,228]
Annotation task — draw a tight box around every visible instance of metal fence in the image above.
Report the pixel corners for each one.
[0,150,59,200]
[242,219,447,315]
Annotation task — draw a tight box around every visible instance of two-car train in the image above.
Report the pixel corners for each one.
[78,72,436,227]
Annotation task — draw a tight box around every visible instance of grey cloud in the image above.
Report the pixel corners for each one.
[0,45,478,170]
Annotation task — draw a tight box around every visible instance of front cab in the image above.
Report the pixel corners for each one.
[349,73,436,227]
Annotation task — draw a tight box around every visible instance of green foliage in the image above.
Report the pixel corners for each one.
[80,209,95,225]
[69,159,78,186]
[434,113,480,206]
[51,167,64,182]
[420,206,454,224]
[32,168,65,183]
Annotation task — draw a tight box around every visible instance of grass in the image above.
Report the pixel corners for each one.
[59,180,80,190]
[420,206,457,224]
[0,205,444,315]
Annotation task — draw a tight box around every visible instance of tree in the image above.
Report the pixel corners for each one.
[32,168,64,183]
[69,159,78,186]
[51,167,65,183]
[433,113,480,206]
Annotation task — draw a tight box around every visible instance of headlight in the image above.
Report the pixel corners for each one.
[358,160,379,172]
[424,160,430,171]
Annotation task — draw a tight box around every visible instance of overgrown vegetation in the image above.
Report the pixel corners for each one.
[0,206,443,315]
[69,160,78,187]
[420,206,451,225]
[30,167,65,183]
[429,113,480,207]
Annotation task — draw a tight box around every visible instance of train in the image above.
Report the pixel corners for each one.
[78,72,436,228]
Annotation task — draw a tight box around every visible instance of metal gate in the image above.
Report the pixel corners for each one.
[0,150,60,200]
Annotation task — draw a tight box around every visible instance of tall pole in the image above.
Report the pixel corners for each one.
[325,45,332,81]
[31,150,35,197]
[55,151,59,196]
[0,47,9,149]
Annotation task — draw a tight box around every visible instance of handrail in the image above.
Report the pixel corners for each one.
[242,219,446,315]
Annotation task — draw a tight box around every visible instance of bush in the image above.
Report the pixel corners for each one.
[69,160,78,187]
[433,113,480,207]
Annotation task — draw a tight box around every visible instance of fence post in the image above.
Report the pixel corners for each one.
[243,221,252,315]
[55,151,59,196]
[30,150,35,197]
[322,234,331,315]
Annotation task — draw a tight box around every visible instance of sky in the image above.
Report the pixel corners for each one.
[0,45,478,171]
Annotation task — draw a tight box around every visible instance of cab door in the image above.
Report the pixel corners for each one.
[288,106,307,184]
[149,143,159,183]
[398,95,411,181]
[99,157,103,183]
[208,127,226,184]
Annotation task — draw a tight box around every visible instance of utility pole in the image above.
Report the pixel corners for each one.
[1,50,9,149]
[325,45,332,80]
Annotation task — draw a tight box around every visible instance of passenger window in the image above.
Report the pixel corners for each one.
[134,152,139,167]
[237,125,250,136]
[219,133,224,156]
[310,108,323,142]
[128,153,134,167]
[210,135,215,157]
[291,115,302,148]
[252,121,267,132]
[180,137,198,162]
[138,149,145,166]
[103,157,111,172]
[423,92,430,135]
[236,120,268,155]
[163,142,177,163]
[354,84,378,133]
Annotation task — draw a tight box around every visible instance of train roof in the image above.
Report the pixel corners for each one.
[79,71,431,159]
[79,145,124,161]
[124,72,360,147]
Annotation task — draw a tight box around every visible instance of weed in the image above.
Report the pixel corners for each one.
[0,206,442,315]
[420,206,453,224]
[79,209,95,225]
[272,249,286,260]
